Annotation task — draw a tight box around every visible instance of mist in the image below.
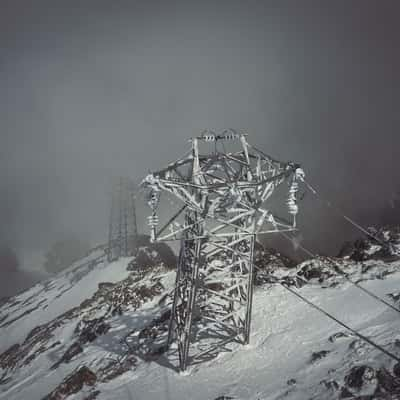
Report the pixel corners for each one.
[1,0,400,295]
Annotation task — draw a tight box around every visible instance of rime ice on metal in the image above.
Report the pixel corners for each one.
[142,130,304,371]
[108,177,138,262]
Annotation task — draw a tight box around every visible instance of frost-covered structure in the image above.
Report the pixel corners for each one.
[143,130,304,370]
[107,177,138,262]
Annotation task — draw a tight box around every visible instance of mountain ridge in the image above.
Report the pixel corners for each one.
[1,228,400,399]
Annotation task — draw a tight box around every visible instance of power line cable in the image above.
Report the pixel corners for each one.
[280,231,400,315]
[279,281,400,363]
[303,179,394,250]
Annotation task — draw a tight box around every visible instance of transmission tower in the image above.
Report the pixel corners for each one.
[143,130,304,371]
[107,177,138,262]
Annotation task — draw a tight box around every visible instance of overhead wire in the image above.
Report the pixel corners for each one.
[265,231,400,363]
[279,231,400,315]
[256,256,400,364]
[290,177,400,313]
[303,179,394,250]
[279,281,400,363]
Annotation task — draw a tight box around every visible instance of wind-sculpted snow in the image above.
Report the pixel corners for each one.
[1,232,400,399]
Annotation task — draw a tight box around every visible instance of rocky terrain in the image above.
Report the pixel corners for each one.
[1,228,400,399]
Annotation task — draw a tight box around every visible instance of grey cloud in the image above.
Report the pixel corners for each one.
[1,0,400,287]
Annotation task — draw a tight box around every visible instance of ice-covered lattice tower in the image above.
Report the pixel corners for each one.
[107,177,138,262]
[142,130,304,371]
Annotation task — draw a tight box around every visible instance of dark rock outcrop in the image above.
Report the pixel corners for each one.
[310,350,330,364]
[97,354,137,382]
[43,366,97,400]
[338,226,400,262]
[340,365,400,398]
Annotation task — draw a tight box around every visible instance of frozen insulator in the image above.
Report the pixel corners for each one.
[287,174,300,215]
[289,182,299,192]
[148,191,160,209]
[147,215,159,227]
[288,203,298,215]
[295,168,305,181]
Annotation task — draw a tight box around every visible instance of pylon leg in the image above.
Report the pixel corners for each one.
[167,213,203,371]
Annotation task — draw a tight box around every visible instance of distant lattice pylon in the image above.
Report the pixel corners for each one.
[142,130,305,371]
[107,177,138,262]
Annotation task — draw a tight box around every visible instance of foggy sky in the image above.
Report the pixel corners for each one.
[1,0,400,283]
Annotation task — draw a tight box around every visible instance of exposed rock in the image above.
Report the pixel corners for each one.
[339,386,354,399]
[4,231,400,400]
[51,342,83,369]
[0,315,65,376]
[43,366,97,400]
[0,270,163,382]
[0,343,20,369]
[329,331,351,343]
[340,365,400,398]
[320,379,339,391]
[103,276,164,315]
[97,354,137,382]
[338,226,400,262]
[393,362,400,378]
[310,350,330,363]
[348,339,372,356]
[0,303,45,328]
[296,258,336,284]
[83,391,100,400]
[375,367,400,395]
[97,282,114,291]
[74,317,111,343]
[0,240,177,398]
[127,237,177,271]
[344,365,375,390]
[254,245,296,286]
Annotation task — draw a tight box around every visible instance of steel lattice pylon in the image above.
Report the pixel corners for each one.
[107,177,138,262]
[142,130,304,371]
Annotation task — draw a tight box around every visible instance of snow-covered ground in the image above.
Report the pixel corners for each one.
[0,249,132,352]
[1,238,400,400]
[94,269,400,400]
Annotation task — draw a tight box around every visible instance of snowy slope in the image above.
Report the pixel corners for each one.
[0,247,132,353]
[1,232,400,400]
[80,264,400,400]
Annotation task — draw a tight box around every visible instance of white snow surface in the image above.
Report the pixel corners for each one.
[1,249,400,400]
[0,249,132,353]
[95,272,400,400]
